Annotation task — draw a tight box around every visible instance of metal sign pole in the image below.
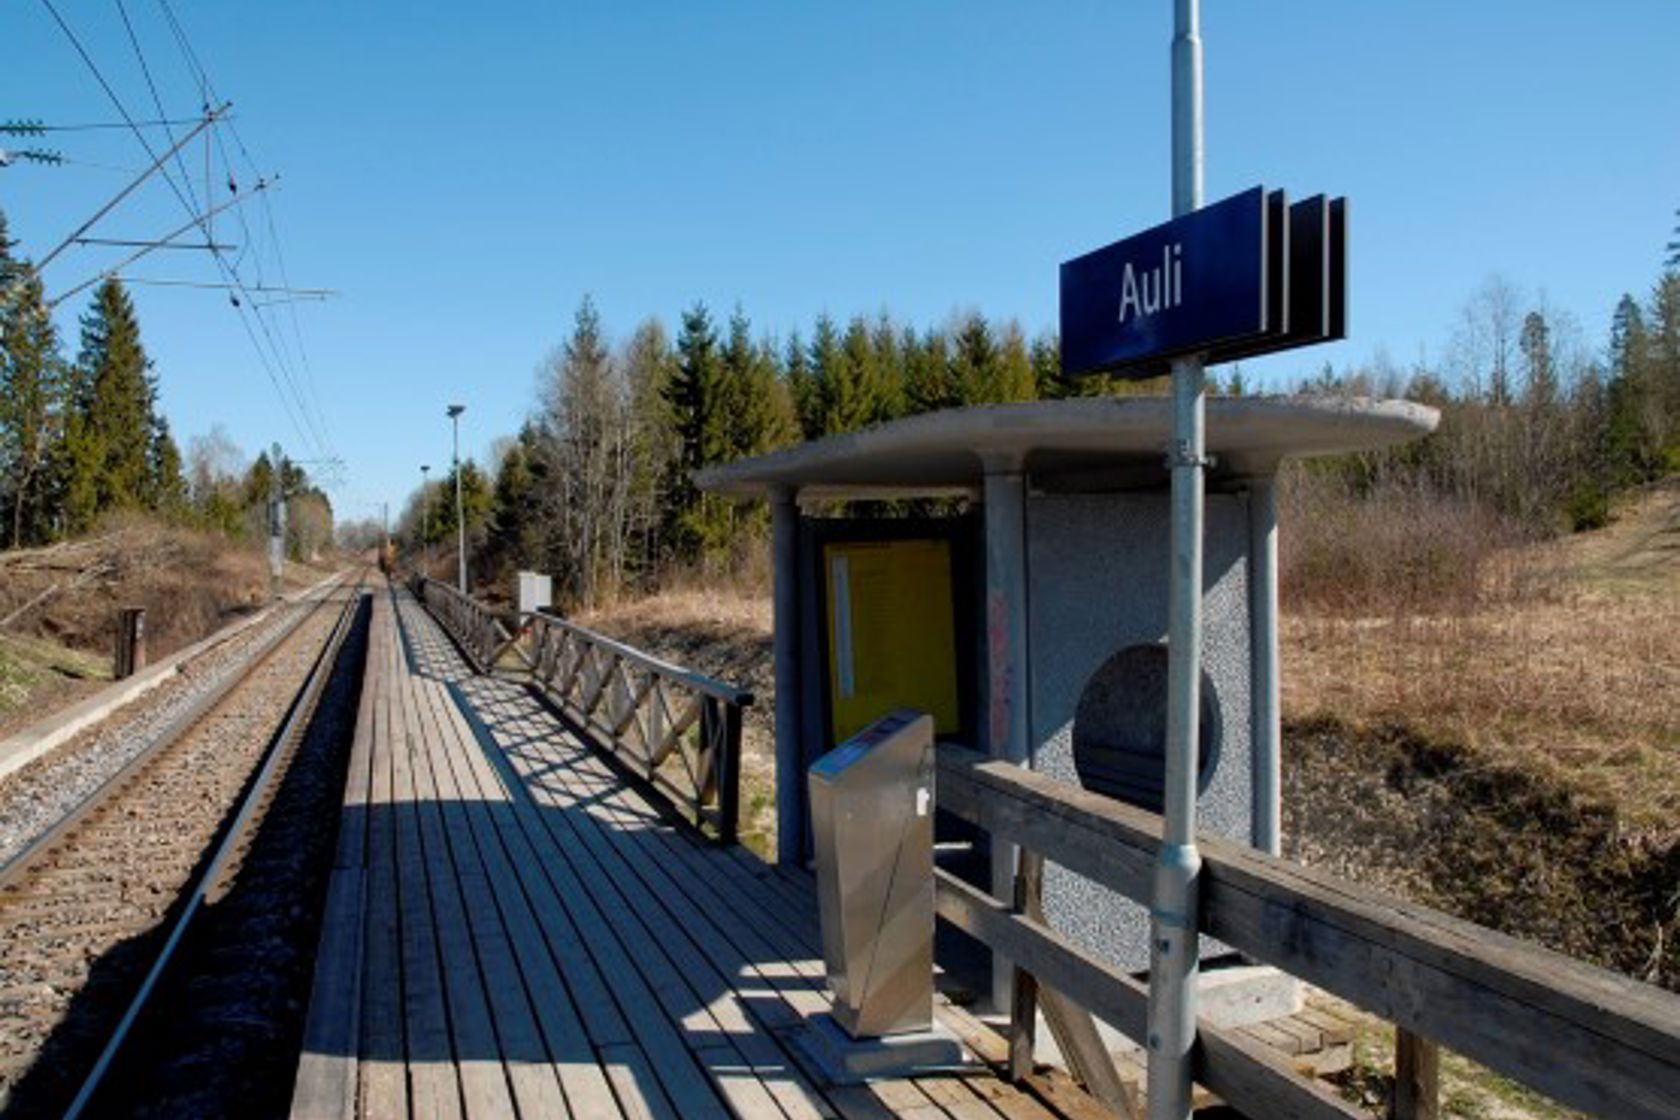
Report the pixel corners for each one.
[1146,1,1206,1117]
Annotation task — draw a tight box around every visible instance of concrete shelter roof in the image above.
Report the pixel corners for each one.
[694,396,1438,500]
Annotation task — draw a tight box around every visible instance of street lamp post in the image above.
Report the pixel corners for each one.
[446,404,466,593]
[420,464,431,575]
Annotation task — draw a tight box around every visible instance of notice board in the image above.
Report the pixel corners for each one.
[822,538,960,743]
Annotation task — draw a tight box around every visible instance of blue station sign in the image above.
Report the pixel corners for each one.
[1061,185,1275,379]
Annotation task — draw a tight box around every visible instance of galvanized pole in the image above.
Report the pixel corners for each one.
[1146,1,1206,1117]
[448,404,467,593]
[269,442,285,602]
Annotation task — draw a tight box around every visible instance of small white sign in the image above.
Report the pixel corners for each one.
[517,570,552,615]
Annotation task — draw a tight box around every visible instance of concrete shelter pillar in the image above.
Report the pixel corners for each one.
[770,486,804,867]
[1246,473,1281,856]
[981,456,1029,1011]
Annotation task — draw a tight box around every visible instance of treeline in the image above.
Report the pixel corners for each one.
[412,269,1678,611]
[399,298,1166,603]
[1297,272,1680,534]
[0,208,332,558]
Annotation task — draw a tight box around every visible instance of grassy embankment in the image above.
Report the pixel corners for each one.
[0,516,339,738]
[1281,479,1678,987]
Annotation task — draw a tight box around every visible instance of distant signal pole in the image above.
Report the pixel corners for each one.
[268,442,286,601]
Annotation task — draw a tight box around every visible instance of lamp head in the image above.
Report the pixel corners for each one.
[446,404,465,418]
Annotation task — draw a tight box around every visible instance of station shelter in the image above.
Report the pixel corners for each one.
[695,395,1438,989]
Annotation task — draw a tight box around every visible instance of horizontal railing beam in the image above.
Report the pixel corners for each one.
[935,744,1680,1120]
[934,869,1365,1119]
[444,594,749,846]
[532,609,754,707]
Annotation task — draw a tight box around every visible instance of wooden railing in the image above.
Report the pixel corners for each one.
[524,611,751,845]
[415,578,522,671]
[934,744,1680,1120]
[414,577,752,846]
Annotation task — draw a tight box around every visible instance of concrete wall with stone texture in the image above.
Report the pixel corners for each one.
[1027,490,1251,973]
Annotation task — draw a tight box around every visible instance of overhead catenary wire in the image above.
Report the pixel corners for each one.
[30,108,223,273]
[38,0,337,464]
[113,0,203,221]
[48,183,267,309]
[155,0,338,457]
[74,237,238,251]
[157,0,339,458]
[116,276,335,299]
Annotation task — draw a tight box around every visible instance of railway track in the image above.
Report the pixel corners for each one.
[0,572,368,1118]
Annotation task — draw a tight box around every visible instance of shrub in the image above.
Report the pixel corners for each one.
[1278,465,1539,615]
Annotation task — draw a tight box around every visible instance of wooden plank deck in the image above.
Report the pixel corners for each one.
[292,583,1101,1120]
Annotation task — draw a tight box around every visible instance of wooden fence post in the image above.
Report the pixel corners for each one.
[718,700,743,846]
[1008,852,1043,1080]
[1392,1029,1439,1120]
[114,607,146,680]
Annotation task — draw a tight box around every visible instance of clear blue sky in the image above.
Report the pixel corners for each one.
[6,1,1677,525]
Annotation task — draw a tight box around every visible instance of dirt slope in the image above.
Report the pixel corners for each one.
[0,518,336,737]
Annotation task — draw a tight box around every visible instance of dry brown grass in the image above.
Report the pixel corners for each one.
[0,513,344,659]
[0,515,340,734]
[1285,481,1680,836]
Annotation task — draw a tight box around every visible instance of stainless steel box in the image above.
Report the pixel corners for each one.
[808,710,936,1039]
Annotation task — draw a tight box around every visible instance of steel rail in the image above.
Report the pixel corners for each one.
[62,575,367,1118]
[0,569,358,893]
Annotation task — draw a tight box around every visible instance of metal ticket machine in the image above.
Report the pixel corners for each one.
[809,709,937,1038]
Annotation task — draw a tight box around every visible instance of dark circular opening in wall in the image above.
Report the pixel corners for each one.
[1071,643,1220,814]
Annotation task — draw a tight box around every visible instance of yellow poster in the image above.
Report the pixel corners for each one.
[824,538,960,743]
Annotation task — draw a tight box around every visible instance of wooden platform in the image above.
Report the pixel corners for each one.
[291,585,1096,1120]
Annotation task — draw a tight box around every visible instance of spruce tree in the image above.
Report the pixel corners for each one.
[807,313,845,435]
[665,303,730,560]
[0,216,66,546]
[720,306,774,456]
[1650,273,1680,464]
[668,303,728,471]
[1519,310,1558,410]
[948,313,1002,404]
[56,358,102,534]
[70,279,155,521]
[994,322,1039,404]
[622,318,678,580]
[147,414,187,514]
[869,313,906,421]
[903,326,955,413]
[825,316,880,434]
[1605,293,1656,483]
[244,450,277,511]
[1029,331,1064,400]
[783,329,823,440]
[747,334,797,454]
[487,426,545,577]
